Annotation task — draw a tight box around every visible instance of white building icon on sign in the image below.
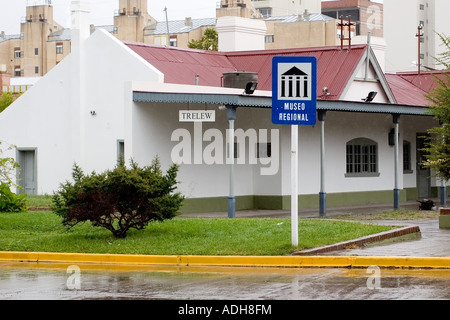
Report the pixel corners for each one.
[278,63,312,101]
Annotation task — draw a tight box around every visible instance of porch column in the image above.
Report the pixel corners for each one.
[393,114,401,210]
[440,121,447,206]
[318,110,327,216]
[227,106,237,218]
[441,180,447,206]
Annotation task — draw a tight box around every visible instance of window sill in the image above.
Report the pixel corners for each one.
[345,172,381,178]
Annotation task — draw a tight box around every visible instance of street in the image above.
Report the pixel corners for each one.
[1,261,450,300]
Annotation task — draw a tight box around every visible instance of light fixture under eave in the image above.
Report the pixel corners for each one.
[363,91,377,103]
[244,81,258,95]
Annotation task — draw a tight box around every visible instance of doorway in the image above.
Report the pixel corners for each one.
[17,149,37,195]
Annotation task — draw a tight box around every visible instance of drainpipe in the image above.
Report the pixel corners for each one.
[441,180,447,207]
[227,106,237,218]
[318,110,327,216]
[393,114,401,210]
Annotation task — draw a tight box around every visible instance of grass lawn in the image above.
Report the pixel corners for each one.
[0,210,396,256]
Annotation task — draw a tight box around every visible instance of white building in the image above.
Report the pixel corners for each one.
[252,0,322,17]
[384,0,450,72]
[0,1,445,215]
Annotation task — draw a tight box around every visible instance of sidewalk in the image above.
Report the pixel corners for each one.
[181,199,450,258]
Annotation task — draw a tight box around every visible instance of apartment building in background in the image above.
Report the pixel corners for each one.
[384,0,450,72]
[321,0,384,38]
[251,0,322,17]
[0,0,352,81]
[0,0,70,80]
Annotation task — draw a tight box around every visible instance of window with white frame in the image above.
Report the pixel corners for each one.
[56,43,63,54]
[265,35,275,43]
[14,48,21,59]
[346,138,379,177]
[14,66,22,77]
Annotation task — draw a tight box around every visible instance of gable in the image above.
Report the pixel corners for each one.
[339,47,396,104]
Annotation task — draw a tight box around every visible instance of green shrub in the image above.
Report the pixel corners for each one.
[52,158,184,238]
[0,182,27,213]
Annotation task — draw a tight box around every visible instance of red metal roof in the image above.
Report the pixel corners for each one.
[126,42,450,107]
[126,42,368,101]
[126,42,237,87]
[385,71,447,106]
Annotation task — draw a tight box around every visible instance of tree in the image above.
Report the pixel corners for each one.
[423,33,450,181]
[188,28,218,51]
[0,92,15,113]
[52,158,184,238]
[0,141,19,185]
[0,140,26,213]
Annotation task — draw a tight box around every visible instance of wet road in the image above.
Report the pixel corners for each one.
[1,261,450,300]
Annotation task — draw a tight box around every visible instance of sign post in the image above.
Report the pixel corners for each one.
[272,56,317,247]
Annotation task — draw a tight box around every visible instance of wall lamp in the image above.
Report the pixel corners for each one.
[363,91,377,103]
[388,128,400,146]
[244,81,258,95]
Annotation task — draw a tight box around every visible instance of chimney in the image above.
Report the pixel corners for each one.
[185,17,193,27]
[69,1,91,168]
[216,16,266,52]
[71,1,90,53]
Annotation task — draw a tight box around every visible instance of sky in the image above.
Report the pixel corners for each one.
[0,0,218,35]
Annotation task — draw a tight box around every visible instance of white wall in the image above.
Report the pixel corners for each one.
[128,101,283,199]
[127,97,439,200]
[0,29,164,194]
[0,58,75,194]
[82,29,163,174]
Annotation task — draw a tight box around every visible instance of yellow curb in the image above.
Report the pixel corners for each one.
[1,251,450,269]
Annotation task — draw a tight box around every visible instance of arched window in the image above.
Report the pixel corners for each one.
[346,138,379,177]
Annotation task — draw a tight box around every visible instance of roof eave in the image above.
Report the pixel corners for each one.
[131,84,431,116]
